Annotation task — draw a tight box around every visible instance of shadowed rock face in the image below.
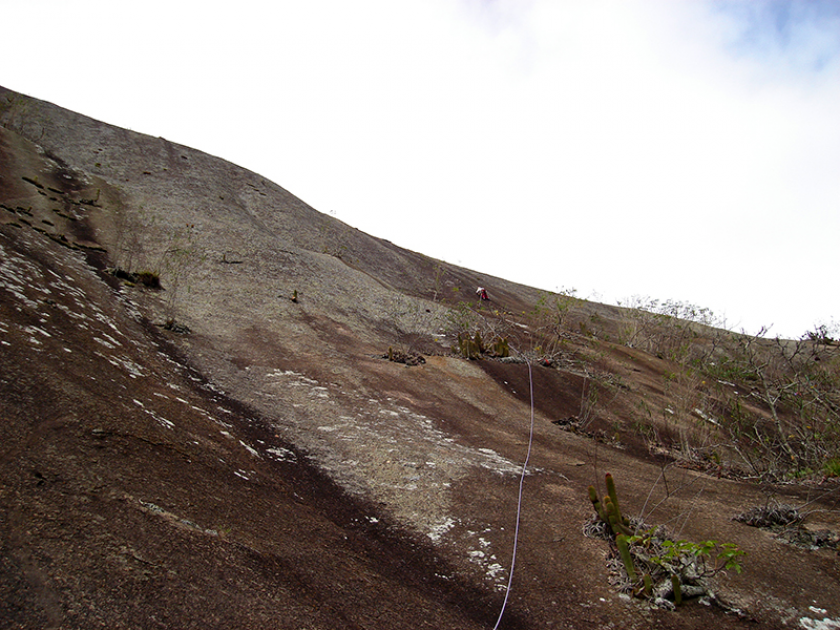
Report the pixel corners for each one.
[2,85,839,630]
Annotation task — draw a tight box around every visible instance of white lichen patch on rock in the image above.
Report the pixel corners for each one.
[801,617,840,630]
[463,528,508,590]
[239,440,261,458]
[266,446,296,462]
[208,360,527,541]
[427,517,457,543]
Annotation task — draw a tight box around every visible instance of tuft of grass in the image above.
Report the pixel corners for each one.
[823,458,840,478]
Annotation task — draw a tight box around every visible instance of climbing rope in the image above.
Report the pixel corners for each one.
[491,359,535,630]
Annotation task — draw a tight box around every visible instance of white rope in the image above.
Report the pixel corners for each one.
[491,360,535,630]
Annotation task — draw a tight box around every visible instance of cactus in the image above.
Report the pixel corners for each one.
[605,473,630,529]
[603,496,617,527]
[606,500,633,537]
[491,336,510,358]
[588,486,608,522]
[643,573,653,597]
[671,574,682,606]
[592,474,632,536]
[588,472,736,605]
[454,333,481,360]
[499,337,510,357]
[454,334,465,358]
[464,336,479,359]
[616,534,638,583]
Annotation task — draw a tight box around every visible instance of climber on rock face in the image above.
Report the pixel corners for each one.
[476,286,489,301]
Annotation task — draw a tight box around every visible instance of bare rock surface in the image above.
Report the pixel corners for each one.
[2,86,839,629]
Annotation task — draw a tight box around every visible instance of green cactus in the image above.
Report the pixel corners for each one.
[605,474,620,513]
[605,473,629,528]
[604,473,632,535]
[616,534,638,584]
[590,477,633,536]
[588,486,608,522]
[454,333,481,359]
[603,496,617,524]
[609,508,633,537]
[671,574,682,606]
[588,471,741,604]
[643,573,653,597]
[491,336,510,358]
[473,331,484,354]
[465,336,479,359]
[613,519,633,537]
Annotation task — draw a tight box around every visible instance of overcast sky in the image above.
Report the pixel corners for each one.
[3,0,839,338]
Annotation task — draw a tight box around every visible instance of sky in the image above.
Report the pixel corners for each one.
[3,0,839,338]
